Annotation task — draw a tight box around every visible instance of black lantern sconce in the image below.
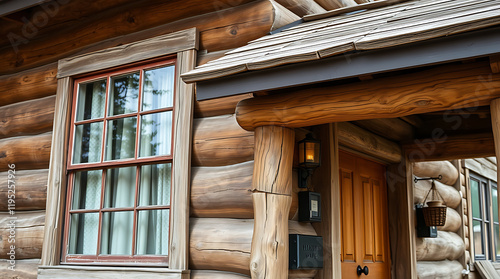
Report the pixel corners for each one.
[298,133,321,188]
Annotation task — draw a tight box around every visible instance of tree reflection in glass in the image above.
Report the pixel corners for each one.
[73,122,103,164]
[76,79,106,121]
[108,72,140,116]
[142,66,174,111]
[140,112,172,157]
[105,117,137,161]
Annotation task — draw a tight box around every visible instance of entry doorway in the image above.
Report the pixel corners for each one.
[339,151,391,278]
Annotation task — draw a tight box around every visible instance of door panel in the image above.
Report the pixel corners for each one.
[340,151,391,279]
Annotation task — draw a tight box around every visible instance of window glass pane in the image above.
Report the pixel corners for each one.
[493,186,498,223]
[108,72,139,116]
[471,179,481,219]
[104,166,136,208]
[72,170,102,210]
[139,111,172,157]
[100,211,133,255]
[473,220,484,258]
[142,65,174,111]
[136,209,169,255]
[76,79,106,121]
[139,163,171,206]
[68,213,99,255]
[73,122,103,164]
[105,117,137,161]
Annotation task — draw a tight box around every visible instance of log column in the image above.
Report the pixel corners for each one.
[491,99,500,219]
[250,126,295,279]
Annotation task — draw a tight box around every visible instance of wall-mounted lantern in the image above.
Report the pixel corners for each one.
[298,133,321,188]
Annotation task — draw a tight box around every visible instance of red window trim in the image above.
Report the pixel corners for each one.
[62,56,177,266]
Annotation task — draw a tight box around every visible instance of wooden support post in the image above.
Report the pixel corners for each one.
[490,99,500,259]
[251,126,294,279]
[387,156,417,278]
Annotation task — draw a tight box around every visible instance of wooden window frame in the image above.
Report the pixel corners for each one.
[62,59,177,264]
[470,172,500,262]
[39,28,197,278]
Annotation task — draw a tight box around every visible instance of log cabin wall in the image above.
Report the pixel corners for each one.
[0,0,339,278]
[413,160,467,279]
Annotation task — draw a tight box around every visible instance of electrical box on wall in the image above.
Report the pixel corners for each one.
[289,234,323,269]
[298,191,321,222]
[416,204,437,238]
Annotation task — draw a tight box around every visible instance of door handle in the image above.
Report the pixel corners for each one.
[357,265,369,276]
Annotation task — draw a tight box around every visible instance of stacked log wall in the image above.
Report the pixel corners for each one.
[0,1,306,278]
[413,160,466,279]
[190,96,316,278]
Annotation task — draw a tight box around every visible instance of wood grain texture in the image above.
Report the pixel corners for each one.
[191,161,299,219]
[415,231,465,261]
[416,260,463,279]
[192,114,254,167]
[195,93,253,118]
[0,169,48,211]
[354,117,414,141]
[252,126,294,195]
[310,124,338,279]
[490,99,500,207]
[0,211,45,259]
[0,63,57,106]
[0,132,52,172]
[38,266,188,279]
[491,55,500,74]
[313,0,356,11]
[170,49,196,270]
[189,218,316,277]
[0,0,274,75]
[236,61,500,130]
[251,192,291,279]
[337,122,401,163]
[58,28,198,78]
[436,207,462,233]
[0,259,39,279]
[414,179,461,209]
[191,270,250,279]
[413,161,459,185]
[274,0,326,17]
[404,133,495,162]
[387,160,417,278]
[40,77,71,266]
[0,95,55,139]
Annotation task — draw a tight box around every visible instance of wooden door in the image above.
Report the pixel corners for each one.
[339,151,391,279]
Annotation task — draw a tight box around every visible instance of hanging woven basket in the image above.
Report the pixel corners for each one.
[421,180,447,227]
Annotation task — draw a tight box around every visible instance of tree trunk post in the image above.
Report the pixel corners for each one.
[250,126,295,279]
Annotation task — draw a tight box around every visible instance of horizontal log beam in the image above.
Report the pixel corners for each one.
[0,169,48,211]
[0,96,55,139]
[0,258,39,279]
[189,218,316,277]
[191,161,299,219]
[414,180,461,209]
[413,161,459,185]
[416,260,463,279]
[404,133,495,162]
[1,135,50,171]
[191,270,250,279]
[0,63,57,107]
[236,61,500,130]
[0,132,52,172]
[195,93,253,118]
[193,114,254,167]
[415,231,464,261]
[1,0,279,75]
[436,207,461,233]
[338,122,401,163]
[0,211,45,259]
[353,117,414,141]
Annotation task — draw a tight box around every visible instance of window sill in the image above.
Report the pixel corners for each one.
[38,265,189,279]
